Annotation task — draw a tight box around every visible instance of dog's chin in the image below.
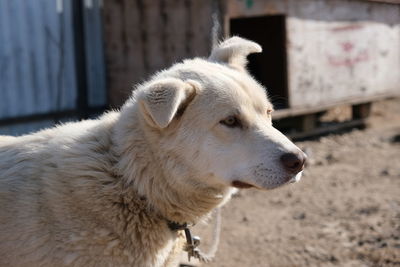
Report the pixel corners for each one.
[232,172,303,190]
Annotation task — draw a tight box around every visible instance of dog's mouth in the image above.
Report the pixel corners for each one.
[232,172,303,190]
[231,180,254,189]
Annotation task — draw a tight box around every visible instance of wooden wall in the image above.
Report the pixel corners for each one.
[102,0,219,107]
[102,0,400,110]
[286,9,400,108]
[221,0,400,109]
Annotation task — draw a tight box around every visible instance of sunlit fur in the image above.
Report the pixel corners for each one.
[0,37,303,266]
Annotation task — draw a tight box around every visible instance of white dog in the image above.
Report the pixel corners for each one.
[0,37,306,267]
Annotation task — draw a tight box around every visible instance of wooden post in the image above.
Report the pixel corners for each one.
[352,103,372,120]
[300,114,317,132]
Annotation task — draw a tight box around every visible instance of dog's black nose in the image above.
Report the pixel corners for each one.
[280,152,306,173]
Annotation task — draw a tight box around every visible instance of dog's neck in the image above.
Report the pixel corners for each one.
[113,103,232,225]
[116,140,231,225]
[145,170,231,224]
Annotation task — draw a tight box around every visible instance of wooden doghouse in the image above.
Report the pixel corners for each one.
[102,0,400,135]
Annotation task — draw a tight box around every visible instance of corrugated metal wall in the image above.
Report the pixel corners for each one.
[83,0,107,108]
[0,0,106,135]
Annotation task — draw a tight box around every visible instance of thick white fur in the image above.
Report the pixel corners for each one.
[209,36,262,71]
[0,37,303,267]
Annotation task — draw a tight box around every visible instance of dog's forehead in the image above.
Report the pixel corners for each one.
[171,59,272,112]
[204,67,270,114]
[218,69,271,112]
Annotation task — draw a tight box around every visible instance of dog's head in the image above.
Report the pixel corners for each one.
[134,37,306,191]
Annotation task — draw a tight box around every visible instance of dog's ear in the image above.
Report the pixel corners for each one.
[209,36,262,70]
[139,78,197,128]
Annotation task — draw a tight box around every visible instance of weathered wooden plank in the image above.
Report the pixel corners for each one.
[225,0,288,19]
[362,0,400,4]
[225,0,400,110]
[103,0,400,110]
[272,92,396,119]
[286,1,400,108]
[193,0,215,56]
[102,0,143,106]
[103,0,215,106]
[286,118,368,140]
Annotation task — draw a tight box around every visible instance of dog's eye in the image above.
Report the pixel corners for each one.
[220,116,242,128]
[267,109,273,116]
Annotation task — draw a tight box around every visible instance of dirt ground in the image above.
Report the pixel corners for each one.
[186,98,400,267]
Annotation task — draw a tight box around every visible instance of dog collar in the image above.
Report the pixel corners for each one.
[167,221,189,231]
[167,220,206,262]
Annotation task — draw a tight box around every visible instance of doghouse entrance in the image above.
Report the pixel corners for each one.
[230,15,288,109]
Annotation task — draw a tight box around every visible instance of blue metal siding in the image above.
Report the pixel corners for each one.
[0,0,106,136]
[84,0,107,107]
[0,0,77,118]
[0,119,55,136]
[0,116,79,136]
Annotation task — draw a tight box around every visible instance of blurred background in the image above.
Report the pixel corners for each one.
[1,0,399,266]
